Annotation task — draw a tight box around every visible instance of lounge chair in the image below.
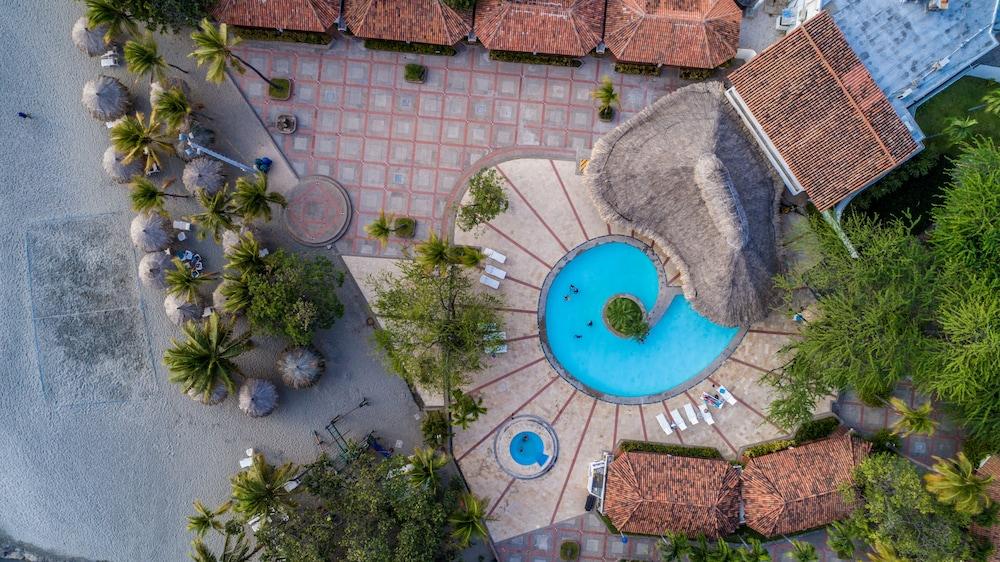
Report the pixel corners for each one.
[172,220,191,231]
[484,247,507,264]
[683,403,700,426]
[100,50,119,67]
[247,515,261,533]
[670,409,687,431]
[239,456,253,469]
[718,386,738,406]
[654,413,673,436]
[282,480,299,492]
[484,264,507,279]
[479,275,500,289]
[484,331,508,355]
[699,403,715,425]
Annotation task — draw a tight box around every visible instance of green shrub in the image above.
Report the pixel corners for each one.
[393,217,416,238]
[605,297,649,341]
[618,440,723,459]
[743,439,796,459]
[597,512,620,534]
[268,78,291,100]
[404,63,426,83]
[559,540,580,561]
[614,62,661,76]
[793,416,840,443]
[489,50,582,67]
[364,39,456,56]
[421,410,452,448]
[867,429,901,455]
[680,67,714,80]
[233,26,332,45]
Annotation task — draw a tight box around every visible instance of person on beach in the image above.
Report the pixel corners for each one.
[17,112,32,119]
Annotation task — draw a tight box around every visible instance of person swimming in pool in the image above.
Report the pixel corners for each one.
[569,284,579,294]
[587,320,593,327]
[574,334,582,339]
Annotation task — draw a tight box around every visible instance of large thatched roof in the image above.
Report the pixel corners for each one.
[183,157,226,195]
[277,346,326,389]
[72,17,108,56]
[239,378,278,417]
[130,212,173,252]
[102,146,144,183]
[584,82,782,326]
[138,251,174,289]
[82,75,131,122]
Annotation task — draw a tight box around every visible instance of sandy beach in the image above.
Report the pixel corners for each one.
[0,2,422,560]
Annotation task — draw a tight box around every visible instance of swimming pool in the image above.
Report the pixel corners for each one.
[541,239,742,400]
[509,431,549,466]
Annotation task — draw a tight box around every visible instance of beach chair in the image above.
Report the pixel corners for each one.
[718,386,738,406]
[239,456,253,469]
[247,515,261,533]
[172,220,192,231]
[654,413,673,436]
[699,403,715,425]
[484,331,508,355]
[683,403,700,426]
[484,247,507,264]
[484,264,507,279]
[670,409,687,431]
[479,274,500,289]
[100,50,120,67]
[282,480,299,492]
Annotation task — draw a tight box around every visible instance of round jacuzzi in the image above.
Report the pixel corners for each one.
[493,416,558,479]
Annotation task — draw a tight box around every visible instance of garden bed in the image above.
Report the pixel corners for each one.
[617,439,723,459]
[489,50,582,67]
[233,26,333,45]
[364,39,456,56]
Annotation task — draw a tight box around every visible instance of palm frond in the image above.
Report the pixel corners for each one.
[124,33,167,83]
[232,172,286,223]
[163,314,252,400]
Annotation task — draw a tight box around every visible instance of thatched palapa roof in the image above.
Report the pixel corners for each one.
[102,146,144,183]
[164,293,201,325]
[149,77,191,107]
[584,82,782,326]
[82,75,131,122]
[174,123,215,161]
[138,251,174,289]
[130,212,173,252]
[183,157,226,195]
[72,17,108,56]
[277,346,326,389]
[222,225,260,254]
[187,382,229,405]
[239,378,278,417]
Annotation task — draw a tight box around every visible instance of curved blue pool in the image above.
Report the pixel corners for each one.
[543,241,741,398]
[509,431,548,466]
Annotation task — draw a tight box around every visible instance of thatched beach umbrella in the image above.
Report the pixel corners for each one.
[183,157,225,195]
[164,293,201,325]
[187,382,228,405]
[72,17,108,56]
[174,123,216,161]
[138,251,174,289]
[239,378,278,418]
[102,146,144,183]
[150,76,191,107]
[82,75,131,122]
[212,282,228,312]
[277,346,326,389]
[222,225,260,254]
[130,212,173,252]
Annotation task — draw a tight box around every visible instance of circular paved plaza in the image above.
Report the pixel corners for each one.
[283,175,352,246]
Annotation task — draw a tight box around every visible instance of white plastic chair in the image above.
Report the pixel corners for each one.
[484,264,507,279]
[683,403,700,426]
[670,409,687,431]
[479,275,500,289]
[655,413,673,435]
[483,247,507,264]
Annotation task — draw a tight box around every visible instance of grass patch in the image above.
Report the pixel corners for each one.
[268,78,291,100]
[233,26,332,45]
[489,50,582,67]
[618,439,724,459]
[363,39,456,56]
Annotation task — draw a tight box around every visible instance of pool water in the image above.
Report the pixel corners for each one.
[509,431,548,466]
[543,241,741,398]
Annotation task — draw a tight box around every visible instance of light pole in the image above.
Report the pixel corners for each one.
[177,132,254,173]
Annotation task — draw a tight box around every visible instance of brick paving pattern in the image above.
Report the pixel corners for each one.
[283,175,352,245]
[231,39,682,256]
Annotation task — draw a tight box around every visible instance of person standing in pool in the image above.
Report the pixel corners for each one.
[574,334,582,339]
[587,320,593,327]
[569,284,579,294]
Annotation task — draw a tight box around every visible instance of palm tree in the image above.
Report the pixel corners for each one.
[153,87,194,133]
[689,535,713,562]
[230,453,299,520]
[737,538,771,562]
[84,0,137,42]
[165,258,216,301]
[866,541,905,562]
[407,447,448,489]
[449,492,491,547]
[889,397,938,437]
[786,540,818,562]
[415,231,452,272]
[825,520,857,560]
[190,188,238,242]
[364,211,395,245]
[982,89,1000,116]
[219,274,253,315]
[924,452,994,515]
[711,539,738,562]
[449,245,486,268]
[129,177,189,214]
[944,116,977,144]
[591,76,621,119]
[124,33,187,84]
[163,313,253,401]
[232,172,287,224]
[110,113,173,174]
[224,232,267,275]
[186,500,231,538]
[189,525,261,562]
[451,389,487,430]
[189,19,279,88]
[658,531,691,561]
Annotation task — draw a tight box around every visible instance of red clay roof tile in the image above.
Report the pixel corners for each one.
[727,11,919,211]
[474,0,605,57]
[344,0,472,45]
[605,0,741,68]
[212,0,339,33]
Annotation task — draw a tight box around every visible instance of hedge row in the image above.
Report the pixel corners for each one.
[618,439,723,460]
[234,26,332,45]
[680,67,714,81]
[744,417,842,459]
[743,439,796,459]
[489,50,582,67]
[364,39,457,56]
[614,62,661,76]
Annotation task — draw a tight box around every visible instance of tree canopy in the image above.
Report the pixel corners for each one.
[456,168,509,232]
[83,0,214,36]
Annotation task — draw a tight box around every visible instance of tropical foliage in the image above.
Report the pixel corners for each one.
[189,188,237,242]
[826,519,859,560]
[128,176,187,213]
[787,540,818,562]
[230,453,299,520]
[224,231,267,275]
[450,388,487,430]
[924,452,994,515]
[407,447,448,490]
[84,0,213,36]
[152,86,193,133]
[190,19,277,87]
[232,172,287,224]
[591,75,620,119]
[186,499,231,538]
[162,313,252,401]
[124,33,184,83]
[888,397,937,437]
[364,212,416,244]
[109,112,173,173]
[164,257,215,301]
[605,297,649,341]
[84,0,137,41]
[456,168,509,231]
[449,492,490,547]
[218,274,252,315]
[185,502,261,562]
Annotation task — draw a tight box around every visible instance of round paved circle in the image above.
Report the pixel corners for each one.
[493,415,559,479]
[283,175,352,246]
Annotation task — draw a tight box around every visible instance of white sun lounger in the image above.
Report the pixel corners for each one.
[654,413,673,436]
[683,403,700,425]
[718,386,738,406]
[479,275,500,289]
[282,480,299,492]
[100,50,120,67]
[670,409,687,431]
[239,456,253,469]
[172,220,191,231]
[699,403,715,425]
[484,264,507,279]
[484,247,507,264]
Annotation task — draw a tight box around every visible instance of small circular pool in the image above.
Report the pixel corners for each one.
[510,431,548,466]
[540,237,743,402]
[494,416,558,479]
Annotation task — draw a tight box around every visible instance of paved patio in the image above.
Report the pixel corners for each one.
[230,39,684,255]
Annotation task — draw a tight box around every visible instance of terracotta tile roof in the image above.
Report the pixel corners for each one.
[973,456,1000,561]
[727,11,919,211]
[212,0,339,33]
[603,451,741,537]
[742,433,871,537]
[344,0,472,45]
[605,0,741,68]
[474,0,605,57]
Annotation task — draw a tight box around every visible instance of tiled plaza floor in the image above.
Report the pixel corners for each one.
[230,38,684,256]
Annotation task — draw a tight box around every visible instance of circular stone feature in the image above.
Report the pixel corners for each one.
[283,175,352,246]
[494,416,558,479]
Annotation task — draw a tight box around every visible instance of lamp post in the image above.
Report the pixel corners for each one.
[177,132,254,173]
